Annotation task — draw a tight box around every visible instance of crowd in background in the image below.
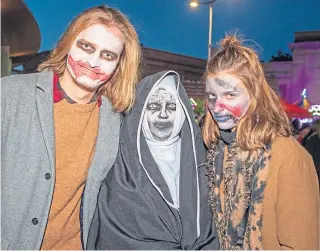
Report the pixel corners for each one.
[291,118,320,185]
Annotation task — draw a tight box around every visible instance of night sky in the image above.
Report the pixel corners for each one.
[25,0,320,61]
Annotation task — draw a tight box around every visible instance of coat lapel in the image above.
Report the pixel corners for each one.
[82,95,121,247]
[35,71,55,172]
[88,96,121,181]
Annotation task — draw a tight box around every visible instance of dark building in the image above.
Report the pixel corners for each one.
[141,47,206,99]
[1,0,41,76]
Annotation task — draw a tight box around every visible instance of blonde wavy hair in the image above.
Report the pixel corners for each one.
[38,5,141,113]
[203,34,291,151]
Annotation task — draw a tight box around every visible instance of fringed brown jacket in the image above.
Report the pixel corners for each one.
[262,136,319,250]
[208,135,319,250]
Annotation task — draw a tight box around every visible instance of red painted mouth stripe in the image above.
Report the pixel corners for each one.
[216,102,242,117]
[68,55,111,82]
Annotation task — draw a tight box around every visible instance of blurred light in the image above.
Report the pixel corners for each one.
[309,105,320,116]
[299,118,313,124]
[190,98,198,106]
[190,1,199,7]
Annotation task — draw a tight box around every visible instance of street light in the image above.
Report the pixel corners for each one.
[189,0,217,62]
[190,1,199,7]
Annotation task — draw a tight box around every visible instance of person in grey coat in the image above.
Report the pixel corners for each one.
[1,5,141,250]
[87,71,219,250]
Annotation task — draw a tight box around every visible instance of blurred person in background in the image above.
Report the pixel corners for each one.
[290,118,301,141]
[302,120,320,187]
[300,123,312,144]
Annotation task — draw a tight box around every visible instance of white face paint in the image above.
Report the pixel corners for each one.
[206,73,251,130]
[66,24,124,91]
[146,88,177,141]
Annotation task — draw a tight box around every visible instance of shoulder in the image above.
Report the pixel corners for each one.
[2,72,41,88]
[1,72,53,103]
[1,72,50,95]
[271,135,312,161]
[270,135,315,175]
[1,72,54,117]
[101,95,117,112]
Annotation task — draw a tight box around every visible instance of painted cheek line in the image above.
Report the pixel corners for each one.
[97,74,111,82]
[68,54,78,77]
[68,55,111,82]
[216,102,242,117]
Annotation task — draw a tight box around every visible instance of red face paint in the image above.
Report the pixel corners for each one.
[68,55,110,82]
[216,102,242,117]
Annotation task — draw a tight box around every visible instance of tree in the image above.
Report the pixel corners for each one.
[270,49,292,62]
[191,98,205,117]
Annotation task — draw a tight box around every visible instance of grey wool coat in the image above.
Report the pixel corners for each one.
[1,71,121,250]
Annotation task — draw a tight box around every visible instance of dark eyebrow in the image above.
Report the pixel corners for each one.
[101,49,118,59]
[77,39,95,48]
[77,39,120,58]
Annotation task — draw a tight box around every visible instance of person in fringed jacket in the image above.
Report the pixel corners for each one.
[202,34,319,250]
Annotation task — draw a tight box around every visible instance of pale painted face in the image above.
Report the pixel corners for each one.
[206,73,251,130]
[66,24,124,91]
[146,88,177,141]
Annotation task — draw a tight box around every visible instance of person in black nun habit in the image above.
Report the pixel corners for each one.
[87,71,219,250]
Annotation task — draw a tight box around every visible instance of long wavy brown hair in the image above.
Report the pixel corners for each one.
[38,5,141,113]
[203,34,291,151]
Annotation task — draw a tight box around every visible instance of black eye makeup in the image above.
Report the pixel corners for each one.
[76,39,118,61]
[166,103,176,111]
[101,51,117,61]
[77,39,95,53]
[206,93,216,102]
[147,102,161,110]
[225,92,238,99]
